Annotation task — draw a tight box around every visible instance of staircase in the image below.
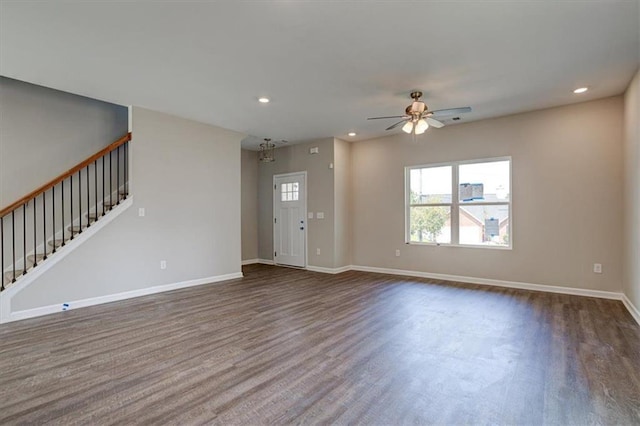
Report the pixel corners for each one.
[1,133,132,290]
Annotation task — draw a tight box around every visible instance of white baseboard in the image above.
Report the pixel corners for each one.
[350,265,623,300]
[1,271,243,324]
[621,294,640,325]
[241,258,276,266]
[306,265,352,274]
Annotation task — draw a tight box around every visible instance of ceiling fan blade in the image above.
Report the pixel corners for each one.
[386,120,408,131]
[429,107,472,117]
[367,115,409,120]
[425,117,445,128]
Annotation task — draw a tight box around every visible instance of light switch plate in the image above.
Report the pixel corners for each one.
[317,212,324,219]
[308,212,313,219]
[138,208,145,217]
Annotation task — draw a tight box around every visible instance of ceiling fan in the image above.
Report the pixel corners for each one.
[368,91,472,135]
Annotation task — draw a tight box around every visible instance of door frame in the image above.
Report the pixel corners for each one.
[273,171,308,268]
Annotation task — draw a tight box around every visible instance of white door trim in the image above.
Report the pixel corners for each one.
[273,171,307,268]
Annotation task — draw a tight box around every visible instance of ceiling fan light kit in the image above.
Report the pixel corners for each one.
[414,119,429,134]
[402,121,414,134]
[368,91,471,136]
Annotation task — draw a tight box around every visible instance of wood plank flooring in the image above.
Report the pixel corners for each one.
[1,264,639,425]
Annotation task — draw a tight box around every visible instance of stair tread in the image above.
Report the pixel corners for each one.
[48,239,64,247]
[27,253,45,262]
[4,269,25,285]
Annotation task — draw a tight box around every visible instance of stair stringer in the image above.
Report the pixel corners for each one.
[0,197,133,323]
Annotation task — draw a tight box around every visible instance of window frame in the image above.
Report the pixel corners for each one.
[404,156,512,250]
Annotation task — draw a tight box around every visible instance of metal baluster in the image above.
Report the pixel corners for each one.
[33,197,37,266]
[124,142,128,196]
[70,174,74,240]
[42,192,47,259]
[86,166,90,227]
[22,203,27,275]
[94,160,98,223]
[11,210,15,282]
[78,170,81,233]
[52,185,56,253]
[109,150,113,209]
[117,145,120,205]
[102,156,105,216]
[61,180,65,246]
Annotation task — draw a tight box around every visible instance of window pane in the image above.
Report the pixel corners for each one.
[459,160,510,202]
[292,191,299,201]
[409,206,451,243]
[459,204,509,246]
[281,191,287,202]
[410,166,452,204]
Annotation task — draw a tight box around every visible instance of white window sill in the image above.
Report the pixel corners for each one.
[406,242,512,250]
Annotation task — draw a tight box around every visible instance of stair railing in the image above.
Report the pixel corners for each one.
[0,132,132,290]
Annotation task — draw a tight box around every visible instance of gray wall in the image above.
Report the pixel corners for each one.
[241,149,258,261]
[258,138,335,267]
[0,77,128,206]
[624,69,640,310]
[334,138,352,268]
[13,107,244,310]
[351,96,624,292]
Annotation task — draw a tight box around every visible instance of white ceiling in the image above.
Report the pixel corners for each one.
[1,1,638,149]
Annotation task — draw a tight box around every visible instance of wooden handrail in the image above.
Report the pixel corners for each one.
[0,132,132,217]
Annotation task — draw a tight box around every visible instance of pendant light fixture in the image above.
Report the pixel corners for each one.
[259,138,275,162]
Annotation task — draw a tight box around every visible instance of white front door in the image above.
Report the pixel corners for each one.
[273,172,306,267]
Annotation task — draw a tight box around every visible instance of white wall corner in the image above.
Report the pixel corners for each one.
[622,293,640,325]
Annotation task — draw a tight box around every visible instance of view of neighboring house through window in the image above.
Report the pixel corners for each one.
[406,158,511,248]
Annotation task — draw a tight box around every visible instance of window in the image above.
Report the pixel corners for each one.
[406,158,511,248]
[280,182,299,202]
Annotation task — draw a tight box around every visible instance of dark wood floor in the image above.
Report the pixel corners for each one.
[1,264,639,425]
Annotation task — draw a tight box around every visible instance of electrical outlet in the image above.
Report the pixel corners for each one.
[395,249,400,257]
[160,260,167,270]
[593,263,602,274]
[316,248,321,256]
[138,207,145,217]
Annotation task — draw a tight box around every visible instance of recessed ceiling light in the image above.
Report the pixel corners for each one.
[348,132,356,137]
[573,87,588,94]
[258,97,270,103]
